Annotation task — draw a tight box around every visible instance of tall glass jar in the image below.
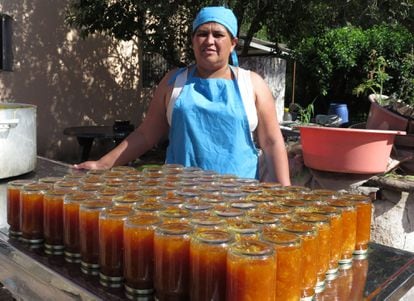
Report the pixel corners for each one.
[7,179,35,237]
[43,188,73,255]
[311,205,343,279]
[79,199,112,275]
[344,194,373,258]
[261,230,303,301]
[154,222,193,301]
[283,221,318,300]
[63,192,94,263]
[20,182,51,246]
[99,207,132,287]
[329,199,357,268]
[298,212,331,293]
[190,229,234,301]
[124,214,162,298]
[227,220,261,242]
[226,240,277,301]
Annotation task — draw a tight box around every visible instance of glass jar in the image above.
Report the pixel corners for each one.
[99,207,133,287]
[344,194,372,257]
[190,215,226,232]
[214,206,245,222]
[227,220,261,242]
[7,179,35,237]
[124,214,162,297]
[43,188,73,255]
[159,207,192,224]
[283,221,318,299]
[329,199,357,268]
[63,192,95,263]
[133,201,165,215]
[154,222,193,301]
[297,212,331,292]
[226,240,276,301]
[246,212,280,232]
[20,182,51,246]
[79,199,113,275]
[190,230,234,301]
[261,230,303,301]
[311,205,343,279]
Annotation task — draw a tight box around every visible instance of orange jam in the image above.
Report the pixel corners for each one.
[214,206,245,221]
[227,220,261,242]
[7,179,35,236]
[279,199,309,213]
[311,205,343,274]
[329,199,357,262]
[63,192,94,261]
[43,188,73,252]
[54,180,80,190]
[20,183,51,244]
[283,221,318,298]
[298,212,331,286]
[79,200,112,272]
[154,222,193,301]
[133,201,165,214]
[112,193,143,208]
[190,230,233,301]
[261,230,303,301]
[344,194,372,254]
[226,240,276,301]
[247,212,280,231]
[159,207,192,223]
[123,214,161,294]
[99,207,132,281]
[190,215,226,232]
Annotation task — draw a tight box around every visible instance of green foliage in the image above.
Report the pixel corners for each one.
[290,100,315,124]
[294,24,414,102]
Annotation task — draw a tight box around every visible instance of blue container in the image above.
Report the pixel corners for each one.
[328,103,349,125]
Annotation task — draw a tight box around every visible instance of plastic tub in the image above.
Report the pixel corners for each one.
[298,126,405,174]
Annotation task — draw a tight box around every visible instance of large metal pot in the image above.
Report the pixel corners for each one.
[0,103,37,179]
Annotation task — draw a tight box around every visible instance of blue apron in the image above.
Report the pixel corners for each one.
[166,66,259,179]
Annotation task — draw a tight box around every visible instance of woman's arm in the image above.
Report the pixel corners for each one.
[251,71,291,186]
[74,70,175,170]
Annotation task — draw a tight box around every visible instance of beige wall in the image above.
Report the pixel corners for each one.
[0,1,149,163]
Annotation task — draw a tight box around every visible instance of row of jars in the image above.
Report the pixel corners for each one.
[6,164,373,301]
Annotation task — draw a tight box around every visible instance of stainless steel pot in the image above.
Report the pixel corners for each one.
[0,103,37,179]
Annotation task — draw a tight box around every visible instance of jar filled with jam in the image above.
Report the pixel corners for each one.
[283,221,318,300]
[99,207,132,287]
[247,212,280,232]
[227,220,261,242]
[343,194,372,258]
[79,199,113,275]
[226,240,277,301]
[154,222,193,301]
[190,229,234,301]
[20,182,51,246]
[328,199,357,268]
[124,214,162,297]
[63,192,95,263]
[159,207,192,224]
[298,212,331,292]
[7,179,35,237]
[261,230,303,301]
[190,215,226,232]
[312,205,343,279]
[43,188,73,255]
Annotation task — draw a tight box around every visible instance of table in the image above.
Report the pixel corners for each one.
[0,157,414,300]
[63,125,132,162]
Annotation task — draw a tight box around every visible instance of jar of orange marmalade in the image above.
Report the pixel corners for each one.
[261,230,303,301]
[123,214,162,297]
[79,199,113,275]
[7,179,35,237]
[226,240,276,301]
[190,229,234,301]
[154,222,193,301]
[283,221,318,300]
[20,182,51,246]
[328,199,357,268]
[311,205,343,280]
[297,212,331,293]
[227,220,261,242]
[99,207,132,287]
[43,188,73,255]
[63,192,95,263]
[343,194,372,258]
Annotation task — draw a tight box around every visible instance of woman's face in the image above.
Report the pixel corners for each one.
[192,22,237,70]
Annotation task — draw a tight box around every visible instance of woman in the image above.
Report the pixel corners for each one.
[75,6,291,186]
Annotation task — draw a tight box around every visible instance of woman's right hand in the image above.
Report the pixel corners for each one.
[73,160,110,170]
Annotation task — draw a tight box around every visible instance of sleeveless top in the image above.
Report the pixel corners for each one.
[165,66,259,179]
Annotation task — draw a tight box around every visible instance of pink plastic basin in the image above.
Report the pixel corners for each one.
[298,126,406,174]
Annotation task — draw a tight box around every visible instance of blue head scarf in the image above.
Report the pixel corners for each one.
[192,6,239,66]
